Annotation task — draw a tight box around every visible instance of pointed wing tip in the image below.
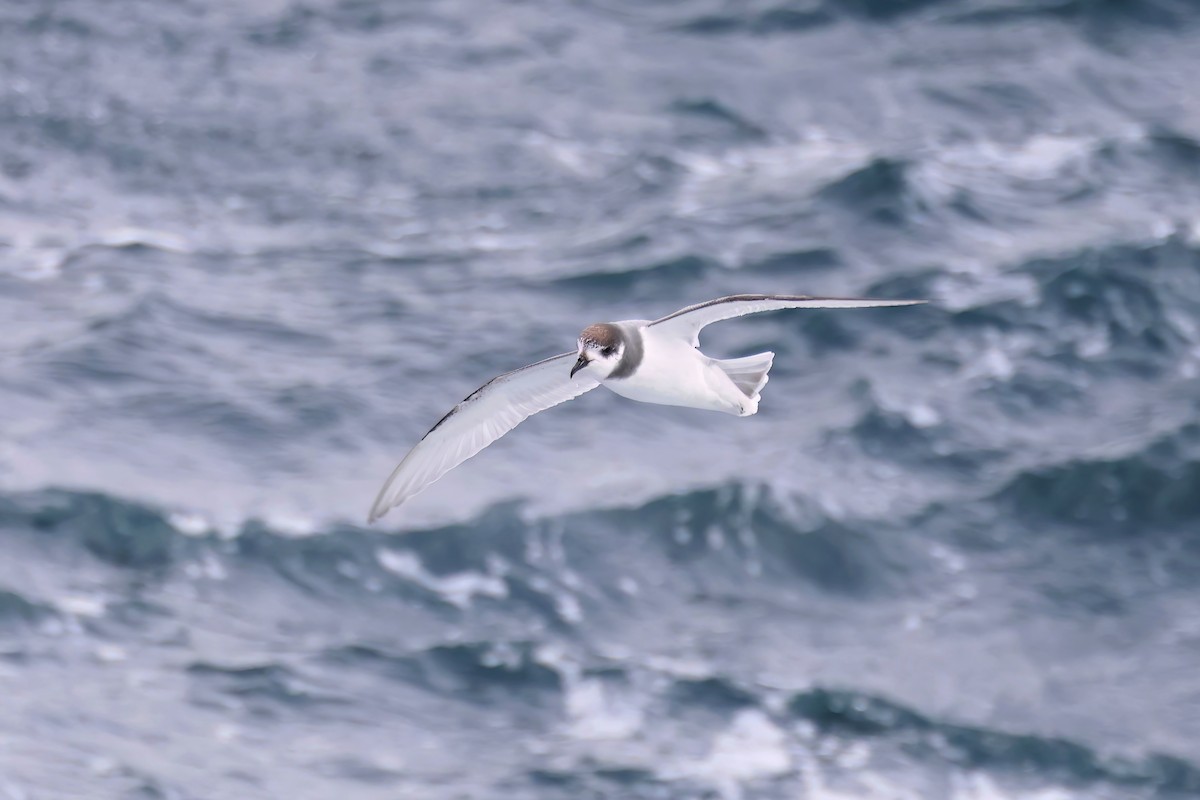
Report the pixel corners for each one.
[368,473,411,525]
[367,499,392,525]
[369,485,416,524]
[817,297,929,308]
[857,298,927,306]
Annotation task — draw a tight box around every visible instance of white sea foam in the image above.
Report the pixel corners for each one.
[564,678,644,740]
[666,710,792,799]
[375,549,508,608]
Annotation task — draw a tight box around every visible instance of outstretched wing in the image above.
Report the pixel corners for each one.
[650,294,926,346]
[368,352,599,522]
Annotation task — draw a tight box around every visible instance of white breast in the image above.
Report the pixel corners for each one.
[602,324,745,413]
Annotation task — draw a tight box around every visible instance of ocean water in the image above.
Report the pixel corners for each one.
[3,0,1200,797]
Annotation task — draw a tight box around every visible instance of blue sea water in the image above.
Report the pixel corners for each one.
[2,0,1200,797]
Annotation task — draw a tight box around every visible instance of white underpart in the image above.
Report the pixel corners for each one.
[600,322,757,416]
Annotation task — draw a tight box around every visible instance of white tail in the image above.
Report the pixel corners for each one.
[714,351,775,399]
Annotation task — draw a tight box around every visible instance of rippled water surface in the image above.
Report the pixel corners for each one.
[3,0,1200,797]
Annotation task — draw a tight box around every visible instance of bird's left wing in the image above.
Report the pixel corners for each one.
[369,352,599,523]
[649,294,925,346]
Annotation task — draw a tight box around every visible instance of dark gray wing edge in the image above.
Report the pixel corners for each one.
[422,351,575,440]
[649,294,858,327]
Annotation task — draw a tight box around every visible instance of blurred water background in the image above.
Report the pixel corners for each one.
[2,0,1200,797]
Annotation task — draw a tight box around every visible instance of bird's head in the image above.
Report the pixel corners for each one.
[571,323,625,379]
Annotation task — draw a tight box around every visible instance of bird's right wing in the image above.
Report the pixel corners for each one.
[368,352,599,523]
[649,294,926,346]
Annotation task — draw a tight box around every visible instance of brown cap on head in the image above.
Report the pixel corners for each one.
[579,323,623,349]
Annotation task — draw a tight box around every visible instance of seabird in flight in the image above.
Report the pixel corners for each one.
[368,294,924,522]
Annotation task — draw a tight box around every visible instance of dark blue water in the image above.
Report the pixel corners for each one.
[3,0,1200,797]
